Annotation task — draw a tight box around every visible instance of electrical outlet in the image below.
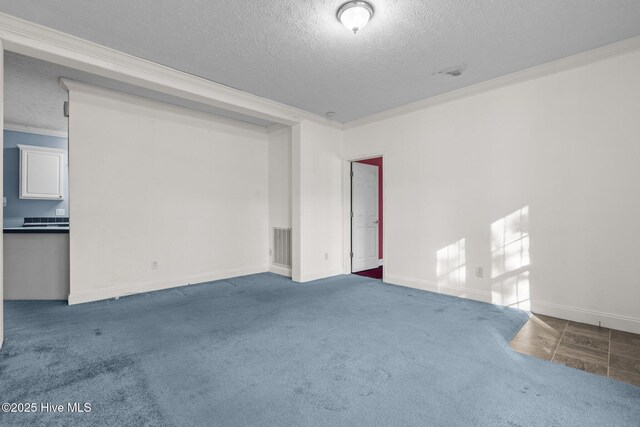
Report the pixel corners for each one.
[151,260,158,270]
[324,252,329,261]
[56,208,65,216]
[475,267,484,278]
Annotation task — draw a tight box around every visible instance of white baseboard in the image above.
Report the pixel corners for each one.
[269,264,292,277]
[384,274,492,304]
[68,265,268,304]
[298,268,345,283]
[384,275,640,334]
[531,300,640,335]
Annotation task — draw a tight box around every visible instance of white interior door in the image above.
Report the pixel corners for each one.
[351,162,379,272]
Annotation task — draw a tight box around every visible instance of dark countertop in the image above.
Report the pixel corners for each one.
[4,227,69,234]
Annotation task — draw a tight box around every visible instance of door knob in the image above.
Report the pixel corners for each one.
[374,220,379,224]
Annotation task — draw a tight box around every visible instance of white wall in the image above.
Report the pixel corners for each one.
[268,125,292,276]
[67,82,269,303]
[344,50,640,333]
[21,27,638,340]
[292,120,344,282]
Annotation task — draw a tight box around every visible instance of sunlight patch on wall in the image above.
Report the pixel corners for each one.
[491,206,530,309]
[437,238,466,288]
[491,271,531,310]
[491,206,530,278]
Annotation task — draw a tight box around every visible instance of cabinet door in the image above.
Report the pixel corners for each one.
[18,144,65,200]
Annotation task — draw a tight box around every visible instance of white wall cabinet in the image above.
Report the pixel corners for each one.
[18,144,65,200]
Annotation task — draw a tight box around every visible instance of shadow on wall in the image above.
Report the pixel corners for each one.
[490,206,530,310]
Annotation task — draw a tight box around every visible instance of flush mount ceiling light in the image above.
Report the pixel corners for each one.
[337,1,374,34]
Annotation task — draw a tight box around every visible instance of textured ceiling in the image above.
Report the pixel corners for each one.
[4,52,68,131]
[1,1,640,123]
[4,52,274,132]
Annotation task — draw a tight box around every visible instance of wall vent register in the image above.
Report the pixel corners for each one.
[273,227,292,268]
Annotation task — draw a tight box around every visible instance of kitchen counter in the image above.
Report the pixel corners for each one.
[4,226,69,233]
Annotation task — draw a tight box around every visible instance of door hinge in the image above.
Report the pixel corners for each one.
[350,211,353,218]
[350,170,353,178]
[350,252,353,258]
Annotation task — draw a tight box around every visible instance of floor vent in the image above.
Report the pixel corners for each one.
[273,227,292,267]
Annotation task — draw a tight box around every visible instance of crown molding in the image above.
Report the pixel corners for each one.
[2,12,636,134]
[59,78,270,134]
[4,123,68,138]
[0,12,341,130]
[267,123,289,134]
[344,36,640,130]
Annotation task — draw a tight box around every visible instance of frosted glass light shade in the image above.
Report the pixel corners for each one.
[337,1,374,34]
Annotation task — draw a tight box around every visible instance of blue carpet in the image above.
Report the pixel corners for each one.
[0,273,638,426]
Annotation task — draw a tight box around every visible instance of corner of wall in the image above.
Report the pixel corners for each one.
[291,123,302,282]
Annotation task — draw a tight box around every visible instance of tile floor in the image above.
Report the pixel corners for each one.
[509,313,640,387]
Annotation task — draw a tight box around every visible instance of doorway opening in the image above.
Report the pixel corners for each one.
[351,157,383,280]
[3,52,71,302]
